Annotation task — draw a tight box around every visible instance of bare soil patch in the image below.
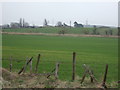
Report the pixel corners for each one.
[1,32,119,38]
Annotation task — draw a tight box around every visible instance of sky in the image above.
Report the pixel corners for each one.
[1,1,118,27]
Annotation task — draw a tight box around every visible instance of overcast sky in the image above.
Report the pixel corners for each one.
[1,2,118,26]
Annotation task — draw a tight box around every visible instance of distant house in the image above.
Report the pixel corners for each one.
[10,18,29,28]
[63,23,71,27]
[84,25,94,28]
[2,24,10,29]
[10,22,20,28]
[84,25,111,28]
[99,26,110,28]
[23,22,29,28]
[74,21,83,28]
[63,23,68,27]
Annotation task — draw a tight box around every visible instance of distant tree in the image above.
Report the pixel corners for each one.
[56,21,63,27]
[24,22,29,28]
[10,22,20,28]
[19,18,22,28]
[43,19,48,26]
[74,21,78,27]
[58,30,67,35]
[23,18,25,28]
[84,30,89,34]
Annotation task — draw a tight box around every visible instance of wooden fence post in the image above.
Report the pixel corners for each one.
[30,59,32,73]
[9,56,12,72]
[35,54,41,73]
[101,64,108,89]
[23,57,29,73]
[47,68,56,78]
[55,63,60,79]
[18,57,33,74]
[81,64,97,84]
[81,70,87,84]
[72,52,76,81]
[90,70,94,83]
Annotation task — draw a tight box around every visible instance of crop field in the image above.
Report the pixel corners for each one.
[2,27,118,35]
[2,33,118,84]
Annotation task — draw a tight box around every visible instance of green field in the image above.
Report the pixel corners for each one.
[2,34,118,84]
[2,27,118,35]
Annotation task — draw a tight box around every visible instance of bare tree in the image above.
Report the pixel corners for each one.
[56,21,63,27]
[23,18,25,28]
[43,19,48,26]
[19,18,22,28]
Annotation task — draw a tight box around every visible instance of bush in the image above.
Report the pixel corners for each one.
[83,30,89,34]
[109,29,113,35]
[58,30,67,35]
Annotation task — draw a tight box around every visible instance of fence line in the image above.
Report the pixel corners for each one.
[2,52,110,89]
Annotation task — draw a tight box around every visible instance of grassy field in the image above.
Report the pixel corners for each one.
[2,34,118,84]
[2,27,118,35]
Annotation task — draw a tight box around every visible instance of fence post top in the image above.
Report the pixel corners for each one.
[56,62,60,65]
[73,52,76,54]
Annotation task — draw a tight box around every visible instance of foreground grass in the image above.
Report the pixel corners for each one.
[2,34,118,83]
